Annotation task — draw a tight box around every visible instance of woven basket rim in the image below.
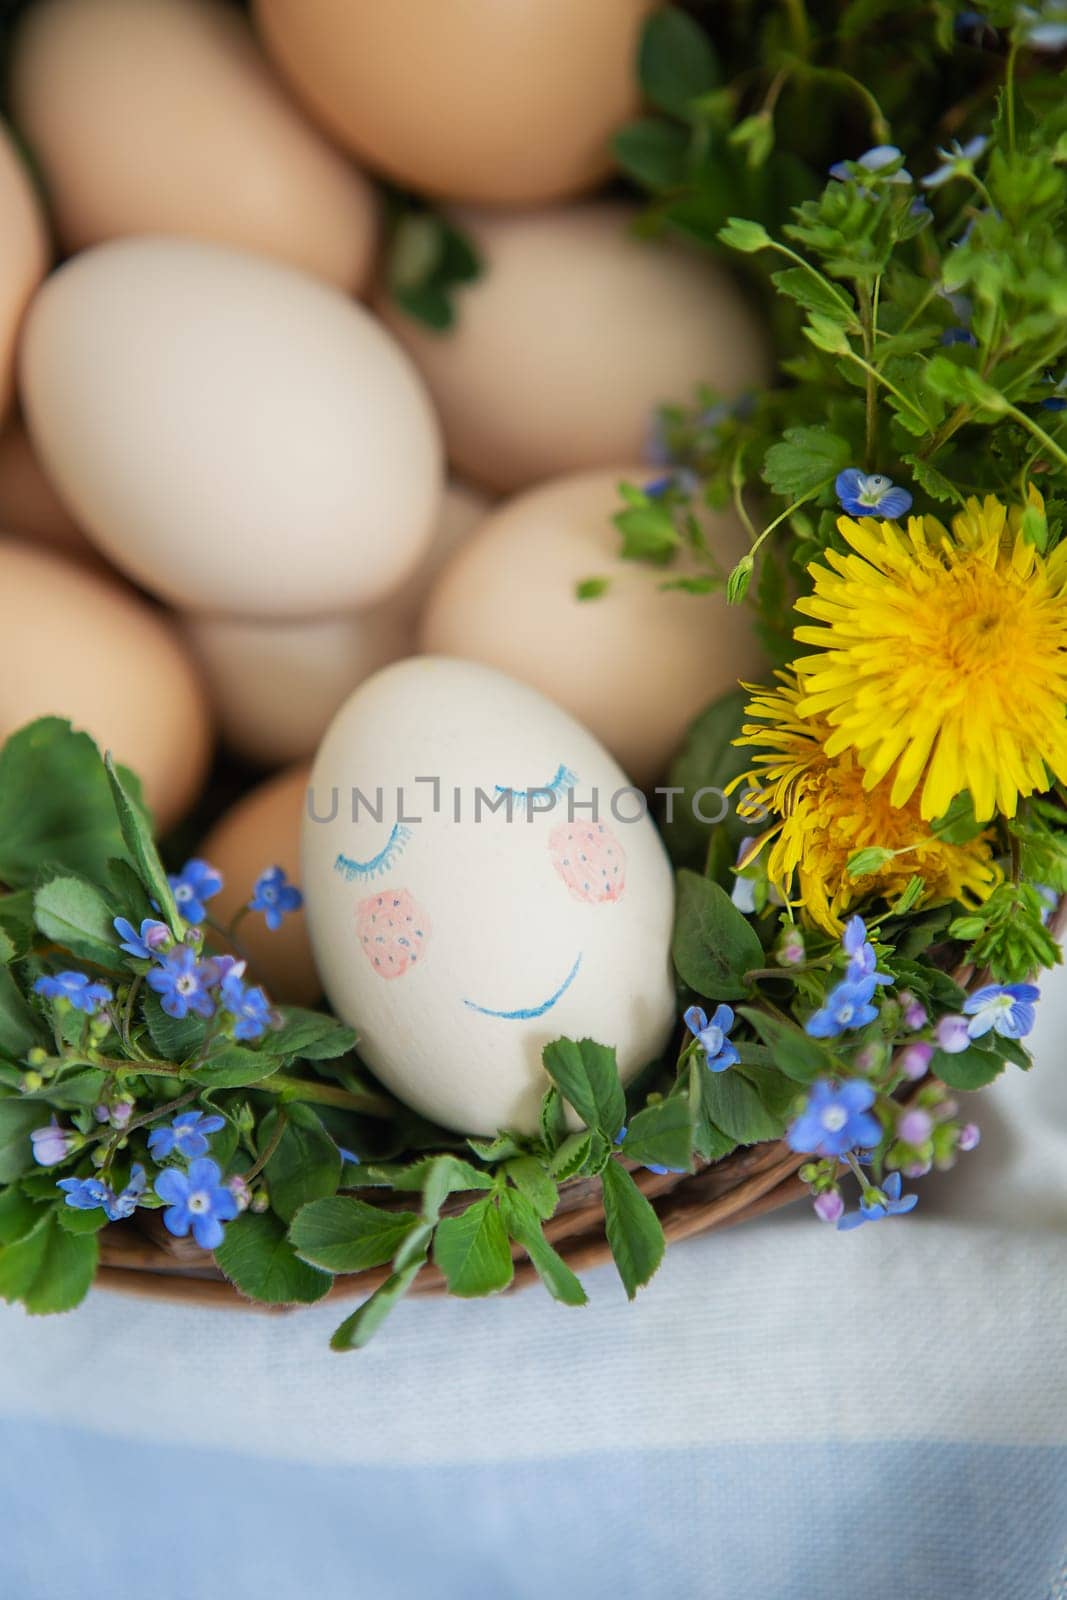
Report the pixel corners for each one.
[97,896,1067,1312]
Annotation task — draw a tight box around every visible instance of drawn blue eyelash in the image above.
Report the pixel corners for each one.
[334,824,411,883]
[494,764,578,811]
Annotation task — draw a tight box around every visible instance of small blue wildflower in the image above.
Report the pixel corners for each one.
[835,469,913,519]
[684,1003,740,1072]
[155,1157,239,1251]
[842,916,892,988]
[829,145,911,184]
[31,1118,75,1166]
[731,875,758,914]
[148,1110,225,1161]
[1041,373,1067,412]
[837,1171,918,1230]
[643,467,700,499]
[941,327,978,346]
[921,136,989,189]
[805,978,879,1039]
[220,972,275,1042]
[1018,4,1067,51]
[787,1078,881,1159]
[337,1147,361,1167]
[146,945,217,1020]
[168,858,223,925]
[105,1164,149,1222]
[249,866,303,931]
[34,971,113,1016]
[644,1163,688,1176]
[57,1174,111,1211]
[113,916,170,960]
[963,982,1040,1040]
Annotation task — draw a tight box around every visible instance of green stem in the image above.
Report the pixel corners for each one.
[796,63,891,144]
[244,1110,288,1182]
[267,1073,396,1118]
[1001,404,1067,470]
[840,349,930,429]
[1005,37,1020,153]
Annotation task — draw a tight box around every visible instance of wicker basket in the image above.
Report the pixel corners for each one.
[97,1136,810,1311]
[96,898,1067,1314]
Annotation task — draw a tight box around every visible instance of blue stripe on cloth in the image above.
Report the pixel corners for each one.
[0,1419,1065,1600]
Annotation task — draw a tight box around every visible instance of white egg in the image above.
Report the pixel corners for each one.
[302,657,676,1135]
[19,237,443,617]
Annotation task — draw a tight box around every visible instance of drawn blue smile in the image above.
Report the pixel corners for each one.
[462,952,582,1020]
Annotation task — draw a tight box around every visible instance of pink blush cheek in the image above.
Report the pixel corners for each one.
[548,821,627,904]
[355,887,431,979]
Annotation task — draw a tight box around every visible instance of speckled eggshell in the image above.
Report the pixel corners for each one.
[253,0,657,206]
[0,539,211,828]
[19,237,443,616]
[0,121,49,425]
[419,467,763,785]
[181,482,489,766]
[0,419,99,565]
[10,0,380,293]
[302,657,675,1136]
[200,765,320,1006]
[378,203,770,493]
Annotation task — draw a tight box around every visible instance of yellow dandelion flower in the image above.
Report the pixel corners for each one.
[733,673,1000,933]
[792,493,1067,821]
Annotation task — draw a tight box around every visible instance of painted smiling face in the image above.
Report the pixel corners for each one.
[301,657,676,1136]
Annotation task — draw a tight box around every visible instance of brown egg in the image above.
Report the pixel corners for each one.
[200,765,320,1006]
[0,121,49,425]
[11,0,380,293]
[253,0,657,206]
[180,482,489,767]
[419,467,763,785]
[0,419,99,564]
[0,540,212,828]
[378,204,770,493]
[181,609,411,769]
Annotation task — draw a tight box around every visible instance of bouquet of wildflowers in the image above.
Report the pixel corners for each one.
[0,2,1065,1347]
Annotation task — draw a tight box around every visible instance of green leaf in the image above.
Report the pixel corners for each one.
[931,792,985,844]
[771,267,855,323]
[613,117,691,189]
[737,1007,833,1083]
[719,217,773,254]
[541,1037,626,1137]
[433,1196,514,1297]
[614,502,681,564]
[0,891,35,959]
[639,5,719,117]
[0,1187,43,1245]
[903,454,960,505]
[499,1190,587,1307]
[601,1160,664,1300]
[271,1007,357,1062]
[214,1210,332,1305]
[621,1097,693,1171]
[106,858,155,925]
[701,1068,787,1144]
[762,427,851,499]
[539,1085,568,1152]
[0,1210,98,1314]
[672,871,763,1000]
[55,1202,110,1235]
[575,576,611,602]
[931,1045,1006,1091]
[662,690,750,868]
[33,877,120,968]
[261,1106,342,1223]
[548,1130,593,1181]
[846,847,895,878]
[503,1155,558,1221]
[289,1196,423,1274]
[142,991,207,1062]
[0,1100,47,1183]
[0,965,45,1060]
[193,1045,283,1090]
[0,719,136,889]
[104,753,180,929]
[329,1257,424,1351]
[362,1153,493,1210]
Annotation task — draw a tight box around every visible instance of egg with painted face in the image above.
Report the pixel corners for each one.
[302,657,676,1135]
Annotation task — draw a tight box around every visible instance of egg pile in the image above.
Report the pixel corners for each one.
[0,0,769,1132]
